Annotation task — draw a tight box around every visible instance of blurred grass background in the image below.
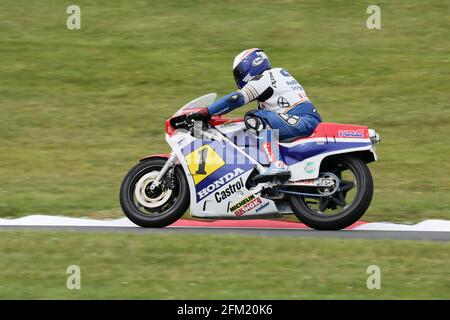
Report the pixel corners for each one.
[0,0,449,221]
[0,231,448,299]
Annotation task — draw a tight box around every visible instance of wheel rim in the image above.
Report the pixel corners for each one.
[129,165,181,216]
[134,171,173,208]
[300,159,360,218]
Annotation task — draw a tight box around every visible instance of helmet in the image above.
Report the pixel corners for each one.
[232,48,271,89]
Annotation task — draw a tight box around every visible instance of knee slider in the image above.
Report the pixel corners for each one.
[244,112,266,132]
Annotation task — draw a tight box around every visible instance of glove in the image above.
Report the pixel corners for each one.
[186,108,211,122]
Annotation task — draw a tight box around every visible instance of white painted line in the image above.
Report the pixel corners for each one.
[0,215,138,227]
[0,215,449,232]
[353,219,450,232]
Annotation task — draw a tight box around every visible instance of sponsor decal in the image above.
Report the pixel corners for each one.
[252,56,264,67]
[277,113,300,126]
[338,129,364,137]
[216,107,230,115]
[285,79,299,86]
[269,72,277,88]
[214,177,244,203]
[286,79,304,91]
[304,161,315,174]
[197,168,245,200]
[230,194,262,216]
[255,202,270,213]
[277,97,289,108]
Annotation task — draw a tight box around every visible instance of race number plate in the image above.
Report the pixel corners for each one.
[184,144,225,184]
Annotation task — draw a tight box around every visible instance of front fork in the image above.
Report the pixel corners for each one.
[148,152,178,193]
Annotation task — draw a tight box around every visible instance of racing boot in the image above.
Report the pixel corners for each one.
[253,129,291,183]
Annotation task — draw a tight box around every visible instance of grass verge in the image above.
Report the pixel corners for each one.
[0,230,448,299]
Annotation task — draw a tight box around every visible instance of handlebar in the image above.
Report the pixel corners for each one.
[169,113,209,131]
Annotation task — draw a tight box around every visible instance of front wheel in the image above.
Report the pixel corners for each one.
[119,158,190,227]
[289,156,373,230]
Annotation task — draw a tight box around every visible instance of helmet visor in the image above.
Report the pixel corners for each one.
[233,62,246,88]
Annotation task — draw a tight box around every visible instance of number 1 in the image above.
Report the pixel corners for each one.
[196,148,208,174]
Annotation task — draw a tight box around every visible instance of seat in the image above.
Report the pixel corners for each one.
[280,123,370,144]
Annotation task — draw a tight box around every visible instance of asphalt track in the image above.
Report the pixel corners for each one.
[0,225,449,241]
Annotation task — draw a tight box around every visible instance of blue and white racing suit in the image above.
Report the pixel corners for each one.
[208,68,321,140]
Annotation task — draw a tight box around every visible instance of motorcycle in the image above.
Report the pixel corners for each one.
[120,93,380,230]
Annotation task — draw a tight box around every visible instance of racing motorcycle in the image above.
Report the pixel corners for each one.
[120,93,380,230]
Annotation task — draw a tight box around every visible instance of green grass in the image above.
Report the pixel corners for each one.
[0,230,448,299]
[0,0,449,221]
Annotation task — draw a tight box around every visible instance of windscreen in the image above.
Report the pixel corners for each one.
[175,93,217,115]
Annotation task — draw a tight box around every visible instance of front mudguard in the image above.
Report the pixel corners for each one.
[140,153,171,162]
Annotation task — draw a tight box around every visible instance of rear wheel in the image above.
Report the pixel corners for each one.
[119,158,190,227]
[289,156,373,230]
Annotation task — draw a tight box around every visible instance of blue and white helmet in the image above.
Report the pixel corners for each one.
[232,48,271,89]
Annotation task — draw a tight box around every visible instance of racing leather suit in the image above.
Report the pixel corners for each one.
[207,68,321,179]
[208,67,321,140]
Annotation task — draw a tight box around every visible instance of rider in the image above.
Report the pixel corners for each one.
[190,48,322,181]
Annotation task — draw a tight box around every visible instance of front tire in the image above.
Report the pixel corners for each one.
[119,158,190,227]
[289,156,373,230]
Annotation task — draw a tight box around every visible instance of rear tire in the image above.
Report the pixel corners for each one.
[119,158,190,228]
[289,156,373,230]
